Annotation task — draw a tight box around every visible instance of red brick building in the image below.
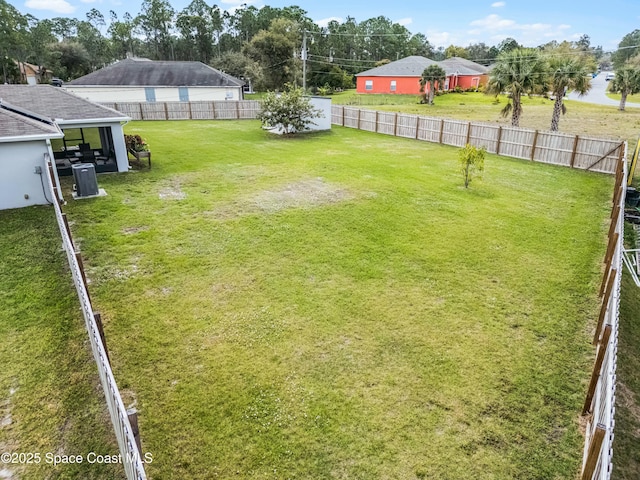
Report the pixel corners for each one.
[355,56,490,95]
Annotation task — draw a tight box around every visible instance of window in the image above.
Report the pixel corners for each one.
[145,87,156,102]
[390,80,397,92]
[179,87,189,102]
[365,80,373,91]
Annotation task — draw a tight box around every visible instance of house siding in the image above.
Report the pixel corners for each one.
[65,86,243,103]
[357,74,488,94]
[0,141,54,210]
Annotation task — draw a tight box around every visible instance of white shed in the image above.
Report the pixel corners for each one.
[65,58,245,104]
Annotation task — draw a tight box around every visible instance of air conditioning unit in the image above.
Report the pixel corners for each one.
[72,163,99,197]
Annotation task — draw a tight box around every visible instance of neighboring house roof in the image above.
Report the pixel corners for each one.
[356,56,489,77]
[0,104,62,142]
[15,61,52,77]
[355,56,438,77]
[439,57,489,76]
[0,85,129,124]
[67,58,245,87]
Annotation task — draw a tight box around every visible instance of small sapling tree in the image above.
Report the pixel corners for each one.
[459,144,485,188]
[257,85,321,134]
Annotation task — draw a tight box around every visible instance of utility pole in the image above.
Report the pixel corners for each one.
[302,30,307,92]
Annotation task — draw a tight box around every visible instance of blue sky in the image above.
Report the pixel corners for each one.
[13,0,640,51]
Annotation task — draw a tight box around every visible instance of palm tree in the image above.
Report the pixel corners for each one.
[548,57,591,131]
[609,66,640,111]
[485,48,548,127]
[419,64,446,105]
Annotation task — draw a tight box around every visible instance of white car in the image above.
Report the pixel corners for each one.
[605,72,615,81]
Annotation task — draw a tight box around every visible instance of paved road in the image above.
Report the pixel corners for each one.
[566,72,640,108]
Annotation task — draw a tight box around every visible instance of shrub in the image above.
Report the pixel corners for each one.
[257,85,321,135]
[125,134,149,152]
[458,143,486,188]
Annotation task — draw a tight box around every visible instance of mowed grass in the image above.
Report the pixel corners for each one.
[0,208,124,479]
[58,120,614,479]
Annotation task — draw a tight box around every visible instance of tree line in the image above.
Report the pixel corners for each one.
[0,0,621,92]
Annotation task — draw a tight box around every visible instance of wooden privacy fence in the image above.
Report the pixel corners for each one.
[101,100,261,121]
[331,106,624,175]
[580,147,627,480]
[44,155,147,480]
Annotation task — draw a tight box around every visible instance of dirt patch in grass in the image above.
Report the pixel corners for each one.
[159,180,187,200]
[122,226,150,235]
[253,178,354,212]
[210,178,355,219]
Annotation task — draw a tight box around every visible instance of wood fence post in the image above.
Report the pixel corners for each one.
[375,111,379,133]
[188,101,192,120]
[93,312,110,365]
[139,103,144,121]
[415,117,420,140]
[163,103,169,120]
[212,102,217,120]
[531,130,539,161]
[394,113,399,137]
[341,106,345,126]
[604,232,619,270]
[357,109,361,130]
[236,101,240,119]
[439,119,445,144]
[580,424,607,480]
[496,126,503,155]
[583,324,612,415]
[127,409,143,455]
[612,185,624,212]
[466,122,472,145]
[593,271,616,345]
[74,250,91,304]
[61,213,74,249]
[570,135,580,167]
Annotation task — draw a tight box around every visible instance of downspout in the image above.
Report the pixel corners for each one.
[46,138,64,202]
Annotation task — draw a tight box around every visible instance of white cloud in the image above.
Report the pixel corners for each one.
[395,17,413,27]
[80,0,99,3]
[25,0,75,13]
[426,30,456,47]
[491,1,506,7]
[469,14,515,31]
[316,16,343,28]
[467,14,574,46]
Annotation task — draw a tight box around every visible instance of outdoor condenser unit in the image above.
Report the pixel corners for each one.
[72,163,99,197]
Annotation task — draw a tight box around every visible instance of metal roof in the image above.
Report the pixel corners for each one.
[356,56,489,77]
[67,58,245,87]
[0,85,129,122]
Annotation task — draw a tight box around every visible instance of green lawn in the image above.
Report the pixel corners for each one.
[0,208,124,479]
[54,120,614,479]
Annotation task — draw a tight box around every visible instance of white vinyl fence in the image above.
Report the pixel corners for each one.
[45,155,147,480]
[579,147,627,480]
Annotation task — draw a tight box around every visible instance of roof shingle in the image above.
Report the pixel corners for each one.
[0,85,128,122]
[67,58,244,87]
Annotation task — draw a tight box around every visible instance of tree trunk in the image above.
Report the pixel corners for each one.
[511,94,521,127]
[550,92,564,132]
[620,90,628,111]
[428,81,435,105]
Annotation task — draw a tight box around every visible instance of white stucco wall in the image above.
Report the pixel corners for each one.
[0,141,56,210]
[65,86,243,103]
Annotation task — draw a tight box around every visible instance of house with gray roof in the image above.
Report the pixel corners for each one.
[356,56,489,95]
[65,58,245,104]
[0,103,64,210]
[0,85,131,192]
